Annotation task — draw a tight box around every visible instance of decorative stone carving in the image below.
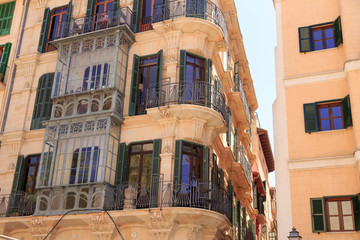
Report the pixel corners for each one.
[7,139,22,171]
[36,0,47,8]
[146,210,178,240]
[31,218,52,240]
[89,213,113,240]
[8,163,15,171]
[159,109,173,118]
[187,225,202,240]
[188,31,207,57]
[163,30,182,63]
[124,186,137,210]
[162,137,173,153]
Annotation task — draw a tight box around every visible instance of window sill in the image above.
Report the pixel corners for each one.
[310,128,349,134]
[302,46,339,54]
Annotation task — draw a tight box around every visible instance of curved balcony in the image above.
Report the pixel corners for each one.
[51,7,133,41]
[136,80,227,122]
[104,179,232,222]
[139,0,228,39]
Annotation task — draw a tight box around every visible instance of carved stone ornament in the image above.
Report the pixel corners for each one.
[89,213,113,240]
[31,218,52,240]
[146,211,178,240]
[159,109,172,118]
[36,0,47,8]
[187,225,202,240]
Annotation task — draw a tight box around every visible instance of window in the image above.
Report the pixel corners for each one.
[22,155,41,194]
[179,50,212,107]
[299,16,342,53]
[303,95,352,133]
[82,63,110,92]
[129,50,163,116]
[0,1,15,36]
[38,1,72,53]
[226,107,231,146]
[311,196,360,232]
[0,42,11,82]
[127,142,153,187]
[173,140,209,184]
[69,146,100,184]
[31,73,54,130]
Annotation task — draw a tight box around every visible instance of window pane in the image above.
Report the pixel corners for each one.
[314,41,323,51]
[141,154,152,186]
[332,106,341,117]
[149,57,157,64]
[192,156,202,181]
[321,120,330,131]
[325,28,334,38]
[329,216,340,231]
[328,201,339,215]
[313,30,323,40]
[181,154,191,184]
[343,216,354,230]
[131,145,142,153]
[341,201,352,215]
[320,107,329,119]
[333,118,343,130]
[128,155,140,186]
[326,39,335,49]
[143,143,153,151]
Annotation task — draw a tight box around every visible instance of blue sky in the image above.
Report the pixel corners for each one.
[235,0,277,186]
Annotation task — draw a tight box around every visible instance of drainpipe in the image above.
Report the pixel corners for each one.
[16,0,31,58]
[0,65,16,134]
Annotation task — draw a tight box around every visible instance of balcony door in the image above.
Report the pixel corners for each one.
[139,0,164,32]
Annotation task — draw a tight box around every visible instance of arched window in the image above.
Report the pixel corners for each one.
[31,73,54,130]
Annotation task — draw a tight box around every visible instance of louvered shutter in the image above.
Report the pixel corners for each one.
[115,142,128,185]
[0,42,11,82]
[310,198,326,232]
[334,16,343,47]
[11,155,25,194]
[299,26,312,52]
[129,55,140,116]
[203,147,209,182]
[174,140,182,184]
[352,194,360,231]
[304,103,318,133]
[155,50,163,107]
[0,1,15,36]
[206,59,212,107]
[38,8,51,53]
[132,0,141,32]
[226,107,232,145]
[85,0,96,32]
[179,50,186,104]
[31,73,54,130]
[62,0,73,38]
[150,139,161,207]
[342,95,352,128]
[234,128,238,162]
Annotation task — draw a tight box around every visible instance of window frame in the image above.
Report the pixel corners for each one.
[126,141,154,187]
[46,6,68,52]
[317,101,343,131]
[325,197,356,232]
[21,154,41,194]
[0,1,16,36]
[311,23,335,51]
[180,141,204,184]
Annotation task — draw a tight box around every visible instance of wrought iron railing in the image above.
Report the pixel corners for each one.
[0,191,36,217]
[233,75,251,122]
[149,0,228,39]
[136,80,227,120]
[240,145,252,185]
[51,7,133,41]
[104,179,232,222]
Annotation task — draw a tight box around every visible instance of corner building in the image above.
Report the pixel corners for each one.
[0,0,274,239]
[273,0,360,239]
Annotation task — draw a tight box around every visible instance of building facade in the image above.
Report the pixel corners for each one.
[273,0,360,239]
[0,0,275,239]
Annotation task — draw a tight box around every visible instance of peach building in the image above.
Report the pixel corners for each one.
[0,0,276,239]
[273,0,360,239]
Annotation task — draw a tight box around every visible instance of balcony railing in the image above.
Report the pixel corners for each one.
[104,179,232,222]
[0,191,36,217]
[240,145,252,185]
[138,0,227,39]
[136,80,227,120]
[51,7,133,41]
[233,75,251,122]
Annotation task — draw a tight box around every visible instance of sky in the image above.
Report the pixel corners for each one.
[235,0,277,186]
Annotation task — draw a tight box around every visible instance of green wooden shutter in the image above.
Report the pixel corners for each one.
[242,207,247,238]
[0,42,11,82]
[113,0,120,11]
[150,139,161,207]
[0,1,15,36]
[299,26,312,53]
[31,73,54,130]
[155,50,163,107]
[179,50,187,104]
[334,16,343,47]
[310,198,326,232]
[129,55,140,116]
[206,59,212,107]
[174,140,182,184]
[219,168,224,188]
[38,8,51,53]
[85,0,96,32]
[304,103,318,133]
[238,201,242,240]
[203,146,209,182]
[132,0,141,32]
[353,194,360,231]
[115,142,128,185]
[211,153,218,185]
[11,155,25,194]
[342,95,352,128]
[62,0,73,38]
[234,128,238,162]
[226,107,232,145]
[66,1,73,22]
